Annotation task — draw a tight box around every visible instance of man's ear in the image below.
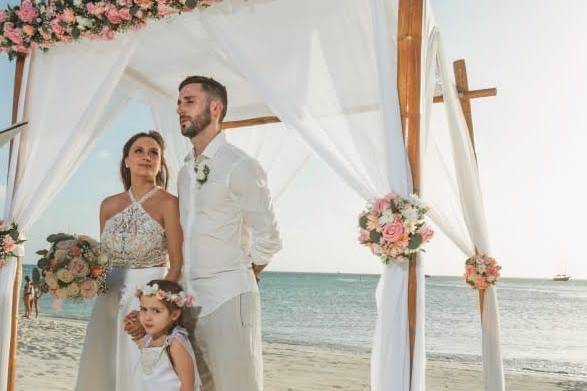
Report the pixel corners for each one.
[210,99,223,120]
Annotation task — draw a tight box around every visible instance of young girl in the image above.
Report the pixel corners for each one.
[135,280,199,391]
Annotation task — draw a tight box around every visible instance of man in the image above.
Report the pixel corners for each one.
[176,75,281,390]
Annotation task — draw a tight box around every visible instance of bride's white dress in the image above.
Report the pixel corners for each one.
[76,187,168,391]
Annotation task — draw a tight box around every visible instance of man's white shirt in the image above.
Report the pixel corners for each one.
[178,132,282,317]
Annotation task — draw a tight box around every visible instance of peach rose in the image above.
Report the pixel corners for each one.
[22,25,35,36]
[80,280,98,298]
[60,8,76,23]
[90,265,104,278]
[134,0,153,10]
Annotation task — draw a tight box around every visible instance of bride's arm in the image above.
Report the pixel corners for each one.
[162,195,183,282]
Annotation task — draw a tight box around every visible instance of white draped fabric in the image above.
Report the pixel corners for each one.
[0,0,504,390]
[420,2,505,389]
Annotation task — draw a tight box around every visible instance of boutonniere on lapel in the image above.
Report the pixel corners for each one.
[194,160,210,186]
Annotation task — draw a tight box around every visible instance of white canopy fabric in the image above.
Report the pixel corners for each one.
[0,0,503,390]
[420,1,505,389]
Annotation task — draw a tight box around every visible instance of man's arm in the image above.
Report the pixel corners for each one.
[230,157,282,280]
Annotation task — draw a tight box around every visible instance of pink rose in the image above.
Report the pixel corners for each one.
[155,290,166,300]
[358,230,369,244]
[3,235,16,252]
[87,3,106,16]
[17,1,39,23]
[156,3,175,16]
[0,10,7,23]
[465,264,476,277]
[382,219,405,243]
[60,9,76,24]
[418,226,434,242]
[68,257,90,277]
[4,27,23,46]
[372,198,390,215]
[118,7,132,21]
[106,6,122,24]
[99,26,114,40]
[49,19,65,36]
[68,245,81,257]
[22,24,35,36]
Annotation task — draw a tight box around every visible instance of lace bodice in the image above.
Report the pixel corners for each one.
[101,187,168,268]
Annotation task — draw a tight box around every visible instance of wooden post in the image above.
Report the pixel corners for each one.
[397,0,424,381]
[7,53,26,391]
[433,59,497,318]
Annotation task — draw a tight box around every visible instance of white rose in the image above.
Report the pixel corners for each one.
[97,253,109,266]
[476,263,486,274]
[67,282,80,297]
[45,272,59,290]
[76,16,93,30]
[401,207,419,223]
[73,0,83,7]
[54,249,68,261]
[57,268,74,283]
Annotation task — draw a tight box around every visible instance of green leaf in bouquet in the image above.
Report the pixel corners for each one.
[369,230,382,243]
[36,249,48,256]
[358,214,368,229]
[408,234,423,250]
[47,233,75,243]
[32,268,41,284]
[37,258,48,269]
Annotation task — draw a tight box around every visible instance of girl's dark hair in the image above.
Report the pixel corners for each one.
[143,279,185,312]
[120,131,169,191]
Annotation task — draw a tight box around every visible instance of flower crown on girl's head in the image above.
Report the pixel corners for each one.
[136,283,195,308]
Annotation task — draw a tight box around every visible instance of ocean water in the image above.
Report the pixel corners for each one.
[20,265,587,379]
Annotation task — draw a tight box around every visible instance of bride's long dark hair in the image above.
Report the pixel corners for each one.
[120,131,169,191]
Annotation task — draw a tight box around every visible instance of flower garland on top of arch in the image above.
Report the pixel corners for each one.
[0,0,222,60]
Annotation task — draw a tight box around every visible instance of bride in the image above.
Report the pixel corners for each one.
[76,131,183,391]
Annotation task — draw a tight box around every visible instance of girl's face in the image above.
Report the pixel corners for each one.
[125,137,162,182]
[139,295,180,339]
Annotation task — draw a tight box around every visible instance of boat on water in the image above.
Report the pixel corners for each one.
[553,274,571,281]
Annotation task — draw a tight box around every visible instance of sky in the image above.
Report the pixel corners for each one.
[1,0,586,279]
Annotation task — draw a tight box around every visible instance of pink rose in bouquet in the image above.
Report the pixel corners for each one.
[3,235,16,253]
[69,257,90,278]
[16,1,39,23]
[382,217,405,244]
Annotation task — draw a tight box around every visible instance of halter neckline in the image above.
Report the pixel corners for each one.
[128,186,159,204]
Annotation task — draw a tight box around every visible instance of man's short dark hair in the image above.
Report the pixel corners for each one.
[179,76,228,122]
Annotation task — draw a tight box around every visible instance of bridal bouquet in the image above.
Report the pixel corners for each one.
[0,223,24,269]
[464,254,501,289]
[35,233,109,300]
[358,193,434,264]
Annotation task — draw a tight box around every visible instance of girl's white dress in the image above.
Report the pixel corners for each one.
[76,187,168,391]
[141,326,200,391]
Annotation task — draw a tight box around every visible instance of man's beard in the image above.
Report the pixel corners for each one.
[181,108,212,139]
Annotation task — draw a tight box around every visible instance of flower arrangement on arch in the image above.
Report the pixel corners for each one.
[464,253,501,289]
[35,233,109,300]
[358,192,434,264]
[0,223,25,269]
[0,0,223,59]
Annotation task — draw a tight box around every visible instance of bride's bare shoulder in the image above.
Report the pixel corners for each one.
[100,192,130,215]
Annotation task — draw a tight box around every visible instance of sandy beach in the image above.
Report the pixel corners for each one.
[16,316,586,391]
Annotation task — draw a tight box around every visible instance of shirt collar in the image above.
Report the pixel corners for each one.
[183,132,226,162]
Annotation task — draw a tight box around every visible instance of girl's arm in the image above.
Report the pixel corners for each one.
[169,339,195,391]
